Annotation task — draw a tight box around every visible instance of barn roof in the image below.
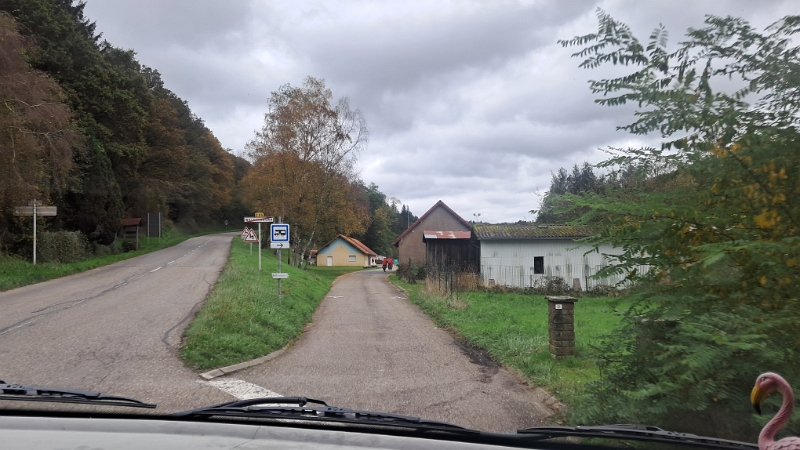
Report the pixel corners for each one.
[472,223,594,240]
[391,200,472,246]
[121,218,142,227]
[423,230,472,240]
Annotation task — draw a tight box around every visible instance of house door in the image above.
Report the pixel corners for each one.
[327,256,333,266]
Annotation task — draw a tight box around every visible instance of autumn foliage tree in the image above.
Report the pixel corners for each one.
[243,77,369,266]
[560,11,800,440]
[0,1,246,254]
[0,12,77,248]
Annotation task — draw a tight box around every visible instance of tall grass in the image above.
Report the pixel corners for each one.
[180,240,362,370]
[391,277,630,408]
[0,229,212,292]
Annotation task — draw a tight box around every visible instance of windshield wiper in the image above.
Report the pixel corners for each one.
[0,381,156,409]
[176,398,759,448]
[173,396,476,434]
[518,424,757,450]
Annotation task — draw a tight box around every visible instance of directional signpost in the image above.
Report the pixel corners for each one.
[242,214,290,297]
[244,214,273,270]
[269,223,289,248]
[270,222,290,298]
[13,200,57,265]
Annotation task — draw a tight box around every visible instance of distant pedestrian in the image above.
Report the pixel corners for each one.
[382,257,388,272]
[388,258,393,271]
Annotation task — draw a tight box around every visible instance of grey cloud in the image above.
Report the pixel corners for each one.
[81,0,799,223]
[87,0,257,52]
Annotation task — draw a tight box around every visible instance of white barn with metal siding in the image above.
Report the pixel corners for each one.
[474,224,636,290]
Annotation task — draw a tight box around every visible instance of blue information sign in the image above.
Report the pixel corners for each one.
[270,223,290,242]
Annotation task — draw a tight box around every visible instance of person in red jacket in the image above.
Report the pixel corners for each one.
[382,257,388,272]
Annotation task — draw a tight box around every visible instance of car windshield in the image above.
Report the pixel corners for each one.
[1,1,799,449]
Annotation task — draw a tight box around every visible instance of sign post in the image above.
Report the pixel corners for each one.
[147,212,162,242]
[244,214,273,271]
[13,200,57,265]
[270,221,290,298]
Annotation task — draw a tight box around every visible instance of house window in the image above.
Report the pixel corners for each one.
[533,256,544,274]
[349,255,356,262]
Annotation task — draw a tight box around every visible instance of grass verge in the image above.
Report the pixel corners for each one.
[180,239,363,371]
[0,228,218,292]
[390,276,629,412]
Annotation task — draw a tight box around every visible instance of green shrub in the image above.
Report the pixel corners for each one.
[91,241,119,256]
[37,231,89,263]
[121,240,138,252]
[397,261,427,283]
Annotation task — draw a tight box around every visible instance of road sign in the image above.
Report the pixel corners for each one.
[244,216,273,223]
[14,206,57,217]
[243,228,259,243]
[270,242,287,249]
[271,273,289,279]
[270,223,290,242]
[241,227,250,240]
[255,212,265,217]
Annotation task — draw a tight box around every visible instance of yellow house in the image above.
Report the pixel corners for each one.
[316,235,377,267]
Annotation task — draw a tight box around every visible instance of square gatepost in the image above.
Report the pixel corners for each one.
[547,296,578,359]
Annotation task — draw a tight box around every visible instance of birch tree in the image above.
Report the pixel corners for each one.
[243,77,369,266]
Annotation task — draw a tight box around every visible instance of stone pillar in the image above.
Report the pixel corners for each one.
[547,296,578,359]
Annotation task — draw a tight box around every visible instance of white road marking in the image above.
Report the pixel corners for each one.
[150,267,162,273]
[201,379,282,400]
[0,319,36,336]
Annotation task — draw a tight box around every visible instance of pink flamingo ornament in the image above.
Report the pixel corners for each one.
[751,372,800,450]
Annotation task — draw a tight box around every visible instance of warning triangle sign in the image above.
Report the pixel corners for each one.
[241,227,250,239]
[244,228,259,243]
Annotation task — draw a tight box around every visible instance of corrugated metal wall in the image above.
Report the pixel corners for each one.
[479,239,647,290]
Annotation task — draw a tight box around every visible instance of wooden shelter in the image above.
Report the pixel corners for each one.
[392,200,473,266]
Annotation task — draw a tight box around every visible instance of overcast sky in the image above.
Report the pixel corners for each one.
[82,0,798,223]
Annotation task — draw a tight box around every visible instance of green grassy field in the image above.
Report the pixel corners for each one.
[391,277,630,408]
[180,239,363,370]
[0,229,217,292]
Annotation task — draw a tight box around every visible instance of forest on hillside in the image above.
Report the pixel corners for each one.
[0,1,415,262]
[0,0,250,258]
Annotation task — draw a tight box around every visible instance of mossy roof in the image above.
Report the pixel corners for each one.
[472,223,594,240]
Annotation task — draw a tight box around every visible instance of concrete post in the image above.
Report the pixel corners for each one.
[547,296,578,359]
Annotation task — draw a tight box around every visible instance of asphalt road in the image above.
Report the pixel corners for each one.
[0,237,560,430]
[229,269,559,433]
[0,234,235,412]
